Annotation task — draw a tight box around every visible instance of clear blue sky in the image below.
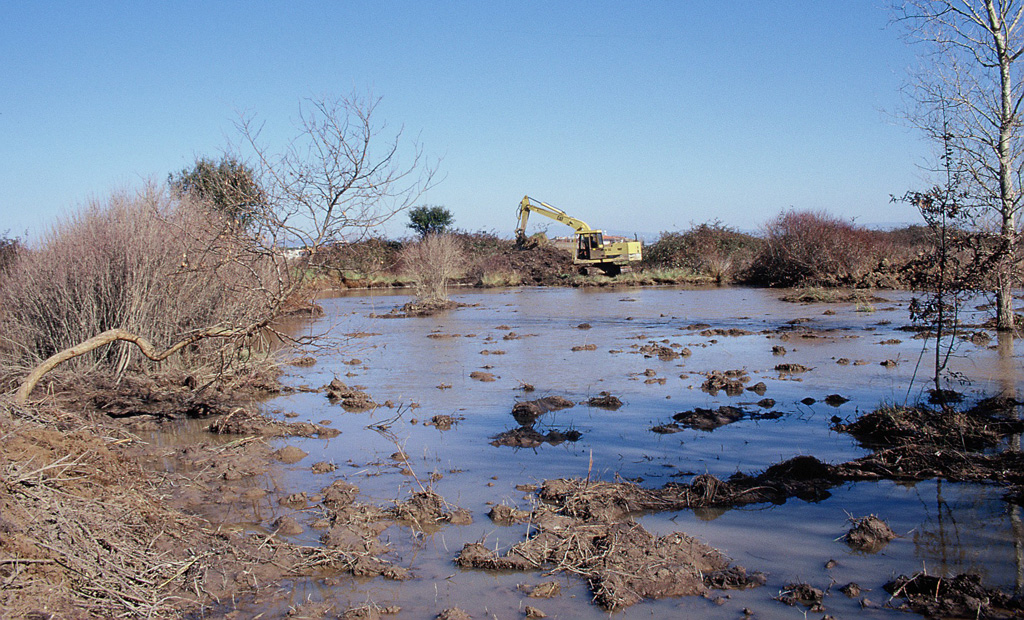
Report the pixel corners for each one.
[1,1,928,241]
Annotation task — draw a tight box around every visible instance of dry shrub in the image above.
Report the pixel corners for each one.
[400,233,465,303]
[0,185,278,384]
[321,236,403,277]
[746,210,876,287]
[641,222,761,283]
[0,233,20,274]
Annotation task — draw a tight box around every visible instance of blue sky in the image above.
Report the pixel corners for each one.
[1,2,928,241]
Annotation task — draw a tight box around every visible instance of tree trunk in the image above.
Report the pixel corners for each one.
[14,328,210,404]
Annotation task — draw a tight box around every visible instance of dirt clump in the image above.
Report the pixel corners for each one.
[699,327,754,337]
[388,490,472,530]
[521,581,562,598]
[324,378,378,411]
[701,370,749,396]
[491,426,582,448]
[885,572,1023,619]
[426,414,459,430]
[571,343,597,351]
[672,406,744,431]
[587,391,623,409]
[312,460,337,474]
[775,582,825,611]
[824,394,849,406]
[488,503,533,525]
[637,343,680,360]
[437,606,474,620]
[836,404,1023,452]
[843,515,896,553]
[457,485,764,610]
[512,396,574,425]
[208,406,339,438]
[274,445,309,463]
[651,423,683,434]
[469,371,496,382]
[747,381,768,395]
[775,363,810,374]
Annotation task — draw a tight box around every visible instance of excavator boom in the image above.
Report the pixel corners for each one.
[516,196,593,239]
[514,195,642,276]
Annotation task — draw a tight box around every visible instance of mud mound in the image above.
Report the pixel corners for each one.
[844,515,896,553]
[885,572,1023,618]
[324,379,378,411]
[539,456,840,520]
[491,426,582,448]
[587,392,623,409]
[775,582,824,610]
[700,370,749,396]
[488,503,532,525]
[775,363,810,374]
[387,491,472,531]
[208,407,339,438]
[457,498,763,610]
[672,406,744,431]
[637,343,680,360]
[699,328,754,337]
[512,396,574,425]
[505,244,576,285]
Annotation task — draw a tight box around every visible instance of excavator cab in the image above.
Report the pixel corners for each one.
[577,231,604,261]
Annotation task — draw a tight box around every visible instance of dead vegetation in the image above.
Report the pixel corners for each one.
[0,397,356,619]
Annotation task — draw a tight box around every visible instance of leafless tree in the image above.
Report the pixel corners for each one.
[896,0,1024,332]
[12,93,435,403]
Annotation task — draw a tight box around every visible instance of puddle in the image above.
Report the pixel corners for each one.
[226,286,1024,617]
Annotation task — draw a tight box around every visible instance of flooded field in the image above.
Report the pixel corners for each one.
[231,286,1024,618]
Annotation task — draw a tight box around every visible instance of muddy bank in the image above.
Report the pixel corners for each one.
[0,394,356,619]
[0,371,453,619]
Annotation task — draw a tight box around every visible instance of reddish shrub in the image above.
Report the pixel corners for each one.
[746,210,876,287]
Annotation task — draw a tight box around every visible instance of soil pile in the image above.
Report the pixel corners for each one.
[511,396,574,425]
[490,426,582,448]
[458,497,763,610]
[325,378,378,411]
[885,572,1024,618]
[843,515,896,553]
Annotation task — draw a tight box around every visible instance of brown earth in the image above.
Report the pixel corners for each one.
[457,485,765,610]
[0,371,465,619]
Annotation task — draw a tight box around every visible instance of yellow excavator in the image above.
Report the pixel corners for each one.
[515,195,642,275]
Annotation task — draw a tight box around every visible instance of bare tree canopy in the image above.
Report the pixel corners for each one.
[896,0,1024,331]
[239,94,437,263]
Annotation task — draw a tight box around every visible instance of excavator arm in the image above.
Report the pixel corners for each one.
[515,196,593,241]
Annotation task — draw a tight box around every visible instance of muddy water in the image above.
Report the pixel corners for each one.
[255,286,1023,618]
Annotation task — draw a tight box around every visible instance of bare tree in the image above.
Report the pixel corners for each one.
[897,0,1024,332]
[12,93,435,403]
